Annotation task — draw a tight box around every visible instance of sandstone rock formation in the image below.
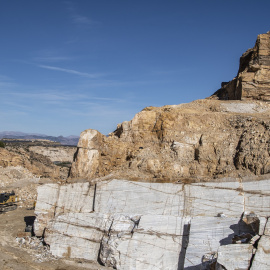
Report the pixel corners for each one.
[211,31,270,101]
[70,32,270,183]
[70,100,270,182]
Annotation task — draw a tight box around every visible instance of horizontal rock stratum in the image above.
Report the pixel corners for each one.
[211,31,270,101]
[34,177,270,269]
[35,31,270,269]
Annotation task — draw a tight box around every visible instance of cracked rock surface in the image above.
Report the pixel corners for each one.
[34,177,270,269]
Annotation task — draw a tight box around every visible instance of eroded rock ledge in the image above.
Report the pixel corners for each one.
[211,31,270,101]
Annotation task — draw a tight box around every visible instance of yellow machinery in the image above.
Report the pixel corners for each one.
[0,191,17,212]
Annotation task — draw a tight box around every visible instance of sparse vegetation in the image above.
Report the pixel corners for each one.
[0,141,5,148]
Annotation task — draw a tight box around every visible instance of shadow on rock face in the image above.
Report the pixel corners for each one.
[24,215,36,235]
[219,214,259,246]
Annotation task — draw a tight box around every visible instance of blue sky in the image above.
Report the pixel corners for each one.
[0,0,269,136]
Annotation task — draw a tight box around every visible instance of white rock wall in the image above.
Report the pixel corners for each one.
[34,177,270,269]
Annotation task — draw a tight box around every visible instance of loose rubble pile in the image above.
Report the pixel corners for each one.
[0,165,39,188]
[0,166,40,208]
[16,236,58,262]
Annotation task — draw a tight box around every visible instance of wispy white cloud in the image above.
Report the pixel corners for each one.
[0,82,17,89]
[32,48,75,63]
[1,87,137,135]
[71,14,100,26]
[0,74,11,81]
[37,64,103,78]
[80,79,167,89]
[6,91,85,101]
[4,101,33,111]
[79,97,124,103]
[5,90,126,104]
[0,75,18,89]
[34,56,74,62]
[65,1,100,27]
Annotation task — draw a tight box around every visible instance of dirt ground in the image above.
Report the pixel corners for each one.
[0,207,109,270]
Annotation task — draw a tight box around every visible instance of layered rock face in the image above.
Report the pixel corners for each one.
[211,31,270,101]
[34,177,270,269]
[70,100,270,182]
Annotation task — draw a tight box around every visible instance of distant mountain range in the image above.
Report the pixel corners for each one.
[0,131,79,146]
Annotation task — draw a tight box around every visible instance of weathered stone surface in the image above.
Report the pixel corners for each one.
[69,100,270,182]
[183,217,240,268]
[34,177,270,269]
[211,31,270,101]
[44,212,108,260]
[251,235,270,269]
[29,146,76,163]
[34,182,94,236]
[250,219,270,269]
[0,146,69,180]
[217,244,254,270]
[69,32,270,183]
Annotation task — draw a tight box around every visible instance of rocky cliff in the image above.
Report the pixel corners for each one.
[70,99,270,182]
[211,31,270,101]
[69,32,270,183]
[34,31,270,269]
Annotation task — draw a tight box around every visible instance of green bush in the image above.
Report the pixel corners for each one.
[0,141,5,148]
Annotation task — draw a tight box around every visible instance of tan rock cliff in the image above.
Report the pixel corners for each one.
[70,100,270,182]
[211,31,270,101]
[70,31,270,182]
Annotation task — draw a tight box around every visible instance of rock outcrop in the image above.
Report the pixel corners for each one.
[211,31,270,101]
[70,31,270,183]
[70,100,270,182]
[34,31,270,269]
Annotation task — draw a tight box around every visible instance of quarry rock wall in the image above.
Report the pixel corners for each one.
[34,177,270,269]
[34,31,270,269]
